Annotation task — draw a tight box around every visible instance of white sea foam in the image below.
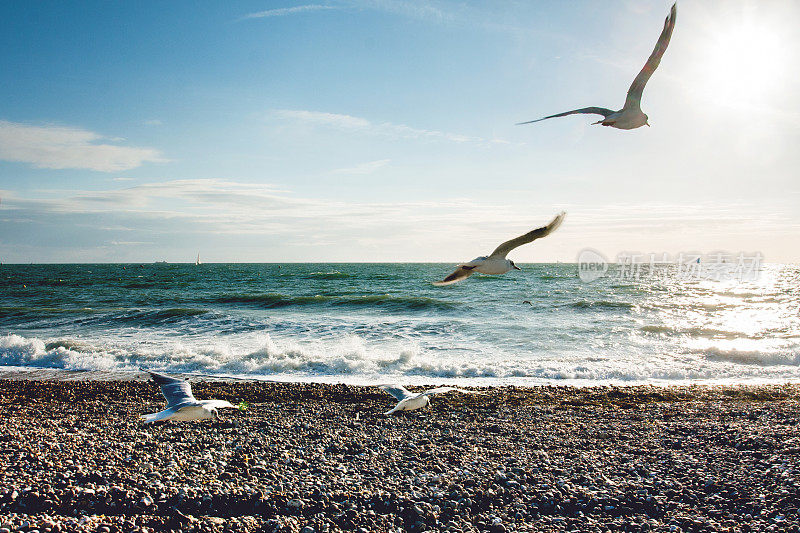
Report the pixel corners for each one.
[0,334,127,372]
[2,330,799,385]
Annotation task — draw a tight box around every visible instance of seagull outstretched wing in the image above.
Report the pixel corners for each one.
[624,2,677,111]
[489,211,565,259]
[517,107,616,126]
[148,371,197,408]
[433,266,476,286]
[379,384,415,401]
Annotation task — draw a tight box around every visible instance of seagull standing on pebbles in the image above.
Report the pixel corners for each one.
[518,3,677,130]
[379,385,481,415]
[434,211,565,286]
[141,371,236,423]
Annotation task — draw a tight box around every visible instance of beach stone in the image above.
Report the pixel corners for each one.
[2,380,800,533]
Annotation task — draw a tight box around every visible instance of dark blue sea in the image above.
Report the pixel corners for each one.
[1,263,798,384]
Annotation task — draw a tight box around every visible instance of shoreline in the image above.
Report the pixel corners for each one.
[1,378,799,532]
[2,366,799,388]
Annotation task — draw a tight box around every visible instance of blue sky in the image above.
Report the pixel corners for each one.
[1,0,798,263]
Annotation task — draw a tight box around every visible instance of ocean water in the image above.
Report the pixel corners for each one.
[0,263,798,385]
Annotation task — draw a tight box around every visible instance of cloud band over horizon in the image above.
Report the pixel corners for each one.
[1,178,795,263]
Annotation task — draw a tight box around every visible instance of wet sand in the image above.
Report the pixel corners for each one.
[1,375,799,532]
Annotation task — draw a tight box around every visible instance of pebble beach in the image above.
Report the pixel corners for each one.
[1,375,799,533]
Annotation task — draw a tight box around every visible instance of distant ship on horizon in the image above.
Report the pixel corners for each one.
[195,253,202,266]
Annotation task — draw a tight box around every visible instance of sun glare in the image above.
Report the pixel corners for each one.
[699,18,788,107]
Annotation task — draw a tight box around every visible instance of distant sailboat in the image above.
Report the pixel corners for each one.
[195,253,202,266]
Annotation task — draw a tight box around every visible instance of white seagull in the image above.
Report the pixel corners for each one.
[379,385,480,415]
[141,371,236,423]
[518,3,677,130]
[434,211,565,286]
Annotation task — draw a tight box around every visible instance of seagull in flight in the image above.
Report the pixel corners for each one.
[434,211,565,286]
[379,385,481,415]
[518,3,677,130]
[141,371,236,423]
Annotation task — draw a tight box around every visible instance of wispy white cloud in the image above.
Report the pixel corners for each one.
[241,4,338,20]
[0,120,167,172]
[333,159,391,175]
[0,178,503,236]
[274,110,369,129]
[61,179,294,212]
[240,1,447,23]
[349,0,449,23]
[239,1,530,39]
[5,179,789,237]
[272,109,485,144]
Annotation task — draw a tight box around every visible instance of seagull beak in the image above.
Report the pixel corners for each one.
[513,265,522,270]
